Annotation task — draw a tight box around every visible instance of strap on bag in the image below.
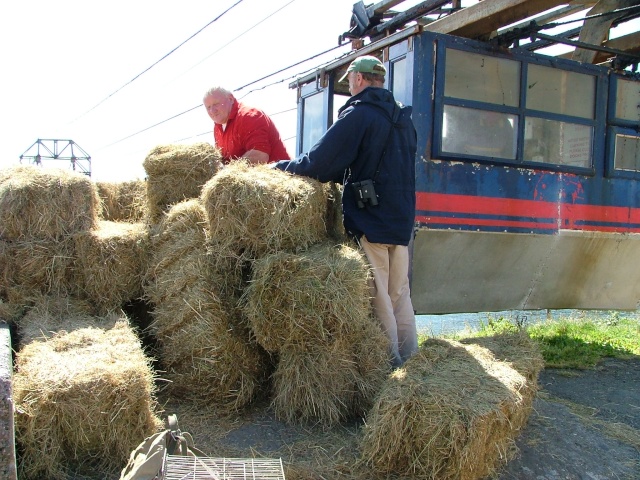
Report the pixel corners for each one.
[120,415,205,480]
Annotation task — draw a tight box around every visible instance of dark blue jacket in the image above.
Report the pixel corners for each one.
[274,87,416,245]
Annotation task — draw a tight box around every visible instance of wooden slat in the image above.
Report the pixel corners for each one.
[572,0,639,63]
[500,4,595,33]
[425,0,572,39]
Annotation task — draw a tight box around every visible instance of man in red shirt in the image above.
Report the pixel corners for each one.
[203,87,290,164]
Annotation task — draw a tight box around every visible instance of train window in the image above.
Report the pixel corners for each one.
[442,105,517,159]
[435,41,602,174]
[607,75,640,177]
[526,65,596,119]
[614,133,640,171]
[613,78,640,122]
[444,48,520,107]
[524,117,592,168]
[300,92,325,154]
[391,57,409,105]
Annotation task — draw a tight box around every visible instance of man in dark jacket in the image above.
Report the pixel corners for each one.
[273,55,418,367]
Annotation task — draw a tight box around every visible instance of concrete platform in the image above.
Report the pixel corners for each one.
[0,322,17,480]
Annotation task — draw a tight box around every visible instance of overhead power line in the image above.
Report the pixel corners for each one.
[98,40,347,152]
[178,0,299,76]
[101,105,202,149]
[235,43,347,95]
[73,0,245,122]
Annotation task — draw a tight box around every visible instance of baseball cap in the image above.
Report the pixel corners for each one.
[339,55,387,82]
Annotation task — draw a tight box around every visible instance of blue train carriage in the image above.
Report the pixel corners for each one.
[291,7,640,314]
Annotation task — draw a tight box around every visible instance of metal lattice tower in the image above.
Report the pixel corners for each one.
[19,139,91,176]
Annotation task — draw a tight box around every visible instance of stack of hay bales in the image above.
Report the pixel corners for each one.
[0,164,164,478]
[359,333,544,479]
[0,165,100,304]
[144,198,270,411]
[12,300,161,480]
[143,143,222,223]
[96,179,147,222]
[202,162,390,427]
[244,243,390,427]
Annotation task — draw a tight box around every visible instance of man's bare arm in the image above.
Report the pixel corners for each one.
[242,149,269,164]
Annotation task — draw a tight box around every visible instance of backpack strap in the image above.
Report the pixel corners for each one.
[358,101,405,182]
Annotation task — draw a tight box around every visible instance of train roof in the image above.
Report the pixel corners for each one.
[291,0,640,91]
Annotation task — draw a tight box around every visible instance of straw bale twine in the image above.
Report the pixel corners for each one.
[96,179,147,222]
[5,236,77,304]
[201,161,328,257]
[0,165,99,241]
[243,242,372,352]
[16,294,97,346]
[13,316,162,479]
[359,335,543,480]
[143,143,222,223]
[74,220,150,313]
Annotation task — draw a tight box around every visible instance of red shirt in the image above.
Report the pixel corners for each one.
[214,98,290,163]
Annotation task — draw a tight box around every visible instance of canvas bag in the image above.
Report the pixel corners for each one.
[120,414,205,480]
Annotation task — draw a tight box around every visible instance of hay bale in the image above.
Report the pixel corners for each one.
[460,333,545,385]
[6,237,77,303]
[143,143,222,223]
[144,199,211,305]
[243,242,372,352]
[0,165,99,241]
[145,199,268,411]
[359,334,543,480]
[201,161,328,257]
[272,322,389,428]
[74,220,150,313]
[244,242,389,427]
[13,317,162,479]
[16,294,97,346]
[151,280,270,411]
[149,199,208,266]
[272,341,364,428]
[96,179,147,222]
[144,198,244,315]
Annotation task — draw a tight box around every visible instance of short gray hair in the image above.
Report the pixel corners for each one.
[361,72,385,86]
[203,86,233,101]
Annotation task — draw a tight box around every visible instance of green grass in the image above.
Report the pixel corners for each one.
[429,312,640,369]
